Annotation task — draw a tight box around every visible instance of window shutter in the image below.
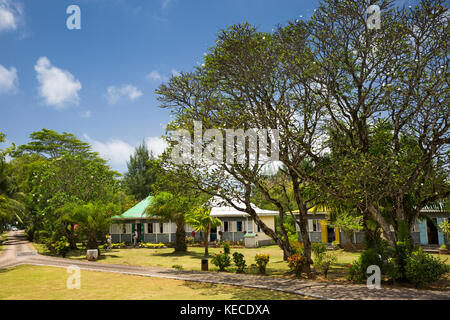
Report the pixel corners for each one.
[163,223,170,234]
[154,223,159,234]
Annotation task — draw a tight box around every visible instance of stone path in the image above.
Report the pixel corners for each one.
[1,231,449,300]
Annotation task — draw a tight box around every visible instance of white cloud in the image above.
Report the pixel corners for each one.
[171,69,181,77]
[0,64,18,94]
[0,0,24,33]
[145,136,168,156]
[34,56,82,109]
[106,84,142,105]
[83,134,135,171]
[83,134,167,172]
[146,70,163,82]
[146,69,180,82]
[80,110,91,118]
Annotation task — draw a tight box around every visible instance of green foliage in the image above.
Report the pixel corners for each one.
[347,248,384,283]
[172,265,183,270]
[312,242,336,277]
[232,252,246,273]
[140,242,165,249]
[54,236,70,257]
[405,249,448,287]
[311,242,327,256]
[223,242,231,255]
[211,252,231,271]
[287,254,307,277]
[122,143,159,201]
[185,206,221,256]
[439,220,450,238]
[314,253,337,278]
[254,254,270,274]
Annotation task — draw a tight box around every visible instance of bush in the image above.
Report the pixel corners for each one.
[172,264,183,270]
[311,242,327,256]
[141,242,165,249]
[315,253,337,278]
[54,236,70,257]
[288,254,307,277]
[232,252,247,273]
[347,248,383,283]
[255,254,270,274]
[223,242,231,255]
[211,252,231,271]
[289,241,304,255]
[405,248,448,287]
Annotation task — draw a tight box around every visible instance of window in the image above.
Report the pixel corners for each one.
[122,224,126,234]
[237,221,243,232]
[224,221,229,232]
[160,223,164,234]
[311,220,320,232]
[148,223,153,234]
[255,222,261,233]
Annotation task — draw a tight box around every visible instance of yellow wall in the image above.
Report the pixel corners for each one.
[254,216,276,240]
[319,220,340,243]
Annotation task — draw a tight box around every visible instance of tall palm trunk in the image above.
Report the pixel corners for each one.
[204,224,210,256]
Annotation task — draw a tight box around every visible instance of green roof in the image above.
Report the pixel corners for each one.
[112,195,153,220]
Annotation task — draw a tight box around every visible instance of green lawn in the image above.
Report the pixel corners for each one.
[32,242,449,286]
[33,242,362,277]
[0,265,311,300]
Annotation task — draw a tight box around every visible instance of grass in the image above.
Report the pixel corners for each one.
[0,265,311,300]
[0,232,8,252]
[33,242,450,290]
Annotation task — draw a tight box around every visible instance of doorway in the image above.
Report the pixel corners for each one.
[327,226,335,243]
[426,218,439,245]
[210,226,217,242]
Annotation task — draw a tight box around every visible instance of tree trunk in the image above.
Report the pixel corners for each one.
[291,173,313,273]
[175,219,187,252]
[204,225,210,257]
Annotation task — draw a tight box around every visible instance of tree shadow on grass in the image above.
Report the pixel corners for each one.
[182,281,314,300]
[152,250,212,259]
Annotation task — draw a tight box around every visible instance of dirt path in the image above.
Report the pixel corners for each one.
[1,231,449,300]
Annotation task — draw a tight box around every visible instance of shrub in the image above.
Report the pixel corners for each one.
[311,242,327,257]
[211,252,231,271]
[288,254,307,277]
[172,265,183,270]
[255,254,270,274]
[290,241,304,255]
[223,242,231,255]
[315,253,337,278]
[347,260,364,282]
[185,236,194,244]
[54,236,70,257]
[347,248,383,283]
[141,242,165,249]
[405,248,448,287]
[232,252,247,273]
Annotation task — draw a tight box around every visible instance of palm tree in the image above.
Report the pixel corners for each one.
[186,207,222,256]
[146,192,193,252]
[57,202,116,249]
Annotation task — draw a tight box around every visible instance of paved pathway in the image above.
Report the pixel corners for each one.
[1,231,449,300]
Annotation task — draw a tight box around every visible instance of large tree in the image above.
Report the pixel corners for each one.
[122,143,159,201]
[300,0,449,247]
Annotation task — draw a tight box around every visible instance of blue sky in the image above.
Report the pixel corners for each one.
[0,0,413,172]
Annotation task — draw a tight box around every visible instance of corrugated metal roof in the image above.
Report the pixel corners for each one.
[112,195,153,220]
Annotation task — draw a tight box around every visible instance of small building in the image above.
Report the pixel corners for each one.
[109,195,278,246]
[293,207,449,246]
[209,200,278,246]
[110,195,177,244]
